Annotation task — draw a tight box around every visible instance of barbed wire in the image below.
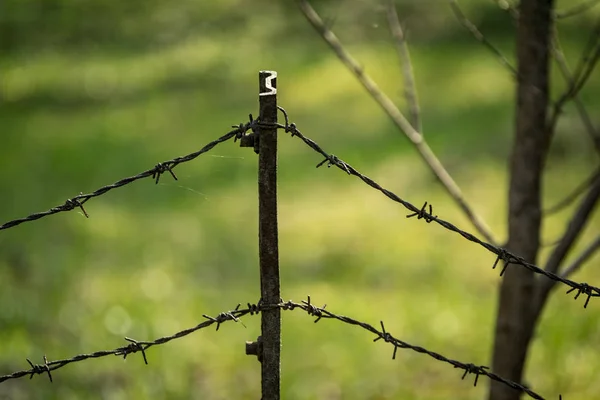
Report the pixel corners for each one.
[274,106,600,307]
[0,303,257,384]
[5,108,598,307]
[0,297,552,399]
[277,297,549,400]
[0,117,260,231]
[0,107,582,398]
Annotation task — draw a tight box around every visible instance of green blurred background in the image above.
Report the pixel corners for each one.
[1,0,600,399]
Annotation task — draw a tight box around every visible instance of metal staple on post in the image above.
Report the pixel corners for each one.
[258,70,281,400]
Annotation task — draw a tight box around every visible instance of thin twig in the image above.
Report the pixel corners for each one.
[449,0,517,76]
[555,0,600,19]
[536,170,600,313]
[542,170,600,276]
[561,235,600,278]
[492,0,600,157]
[297,0,497,245]
[566,18,600,103]
[549,18,600,132]
[490,0,519,19]
[545,167,600,215]
[385,0,422,134]
[493,0,600,22]
[550,28,600,157]
[539,236,563,248]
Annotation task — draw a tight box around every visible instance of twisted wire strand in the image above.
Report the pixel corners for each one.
[0,119,258,231]
[1,298,550,399]
[275,107,600,306]
[0,303,258,383]
[278,298,547,400]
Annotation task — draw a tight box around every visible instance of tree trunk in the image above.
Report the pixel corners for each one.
[489,1,555,400]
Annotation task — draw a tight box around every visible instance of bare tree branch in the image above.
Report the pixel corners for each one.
[492,1,600,157]
[490,0,519,19]
[568,19,600,97]
[447,1,597,217]
[449,0,517,76]
[453,0,596,181]
[536,171,600,314]
[385,0,422,134]
[296,0,497,245]
[549,18,600,132]
[555,0,600,19]
[543,171,600,275]
[545,167,600,214]
[539,236,563,248]
[550,27,600,157]
[561,235,600,279]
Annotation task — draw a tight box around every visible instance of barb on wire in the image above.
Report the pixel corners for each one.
[406,201,437,223]
[278,297,547,400]
[0,116,259,232]
[274,106,600,306]
[26,356,52,382]
[0,303,257,383]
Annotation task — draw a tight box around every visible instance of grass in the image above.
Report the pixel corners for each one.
[1,2,600,399]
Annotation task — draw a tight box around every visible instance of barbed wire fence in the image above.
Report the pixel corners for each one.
[0,71,588,399]
[0,298,547,400]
